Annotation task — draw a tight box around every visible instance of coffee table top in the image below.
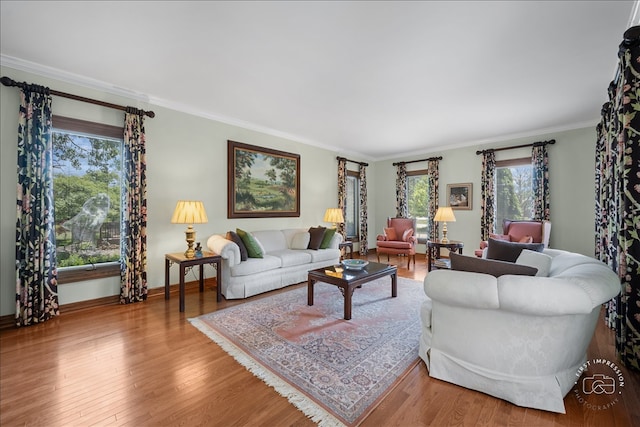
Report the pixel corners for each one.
[309,261,396,284]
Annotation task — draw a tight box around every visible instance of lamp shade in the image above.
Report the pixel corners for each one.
[171,200,208,224]
[323,208,345,224]
[434,206,456,222]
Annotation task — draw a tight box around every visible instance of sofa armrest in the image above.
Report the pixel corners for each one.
[207,234,240,267]
[424,270,500,310]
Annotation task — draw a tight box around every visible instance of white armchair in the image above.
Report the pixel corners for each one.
[419,249,621,413]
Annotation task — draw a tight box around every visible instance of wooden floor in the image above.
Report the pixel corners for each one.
[1,252,639,426]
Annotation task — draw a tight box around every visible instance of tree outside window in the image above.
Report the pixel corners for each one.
[495,160,533,232]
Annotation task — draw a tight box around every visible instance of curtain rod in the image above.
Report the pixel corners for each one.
[1,76,155,118]
[337,156,369,167]
[392,156,443,166]
[475,139,555,155]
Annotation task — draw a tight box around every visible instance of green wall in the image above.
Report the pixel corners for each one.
[1,65,598,316]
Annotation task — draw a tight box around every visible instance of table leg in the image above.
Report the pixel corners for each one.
[344,285,352,320]
[179,264,186,312]
[215,259,222,302]
[307,277,315,306]
[391,272,397,297]
[199,263,204,293]
[164,259,170,300]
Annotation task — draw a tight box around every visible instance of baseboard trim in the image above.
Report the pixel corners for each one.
[0,279,217,331]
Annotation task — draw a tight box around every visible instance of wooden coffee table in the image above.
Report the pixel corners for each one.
[307,262,398,320]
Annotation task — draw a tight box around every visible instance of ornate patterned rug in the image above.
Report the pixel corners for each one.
[189,276,426,427]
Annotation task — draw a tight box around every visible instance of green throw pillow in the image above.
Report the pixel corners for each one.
[236,228,263,258]
[320,228,337,249]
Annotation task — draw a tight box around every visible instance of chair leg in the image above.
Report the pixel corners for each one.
[377,253,380,263]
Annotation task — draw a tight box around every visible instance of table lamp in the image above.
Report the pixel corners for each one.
[171,200,208,258]
[323,208,345,229]
[434,206,456,243]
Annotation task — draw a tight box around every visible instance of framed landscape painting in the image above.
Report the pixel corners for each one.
[228,140,300,218]
[447,183,472,210]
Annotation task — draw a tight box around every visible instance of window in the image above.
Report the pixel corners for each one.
[406,170,429,241]
[345,171,360,240]
[52,116,123,283]
[495,158,533,232]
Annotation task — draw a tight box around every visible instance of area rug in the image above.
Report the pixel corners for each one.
[189,276,426,427]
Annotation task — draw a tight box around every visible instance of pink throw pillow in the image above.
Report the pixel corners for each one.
[402,228,414,241]
[384,227,398,241]
[489,233,511,242]
[518,235,534,244]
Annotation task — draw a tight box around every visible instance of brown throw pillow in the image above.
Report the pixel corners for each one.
[485,238,544,263]
[450,252,538,277]
[226,231,248,261]
[384,227,398,241]
[308,226,327,250]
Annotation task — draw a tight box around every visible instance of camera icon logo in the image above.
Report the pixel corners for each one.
[582,374,616,395]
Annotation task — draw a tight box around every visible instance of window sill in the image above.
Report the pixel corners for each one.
[58,262,120,284]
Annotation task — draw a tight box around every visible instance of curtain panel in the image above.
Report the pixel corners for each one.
[358,165,368,255]
[480,151,496,241]
[595,28,640,370]
[337,158,347,238]
[15,85,60,327]
[395,163,408,218]
[427,160,440,241]
[120,108,148,304]
[532,143,550,221]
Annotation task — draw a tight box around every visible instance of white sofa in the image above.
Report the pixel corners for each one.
[207,228,343,299]
[419,248,621,413]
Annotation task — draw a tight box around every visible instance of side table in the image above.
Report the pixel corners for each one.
[165,251,222,312]
[339,240,354,259]
[427,240,464,272]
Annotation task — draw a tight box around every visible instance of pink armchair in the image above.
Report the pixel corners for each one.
[475,219,551,257]
[376,217,417,269]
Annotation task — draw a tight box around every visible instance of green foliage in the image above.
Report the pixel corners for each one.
[496,168,523,231]
[408,175,429,218]
[57,251,119,267]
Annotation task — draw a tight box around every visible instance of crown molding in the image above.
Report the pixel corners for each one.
[1,55,152,103]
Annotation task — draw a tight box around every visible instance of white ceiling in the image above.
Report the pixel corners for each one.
[0,1,635,160]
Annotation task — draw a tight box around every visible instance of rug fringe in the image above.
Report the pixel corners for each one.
[189,318,347,427]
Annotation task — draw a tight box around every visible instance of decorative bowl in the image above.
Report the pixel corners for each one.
[341,259,369,270]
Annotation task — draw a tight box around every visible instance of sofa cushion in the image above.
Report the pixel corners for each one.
[516,249,552,277]
[237,228,264,258]
[308,226,326,250]
[384,227,398,241]
[486,238,544,263]
[320,228,337,249]
[291,232,311,249]
[230,255,281,277]
[305,248,341,263]
[270,249,312,267]
[450,252,538,277]
[226,231,248,261]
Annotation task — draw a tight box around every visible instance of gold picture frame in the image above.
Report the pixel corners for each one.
[227,140,300,218]
[447,183,472,210]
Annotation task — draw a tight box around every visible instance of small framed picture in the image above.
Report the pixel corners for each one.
[447,183,472,210]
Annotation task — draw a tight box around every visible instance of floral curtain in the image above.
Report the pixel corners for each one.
[120,108,148,304]
[358,164,368,255]
[595,27,640,370]
[532,143,550,221]
[15,85,59,327]
[337,158,347,238]
[395,163,408,217]
[427,159,440,241]
[480,150,496,241]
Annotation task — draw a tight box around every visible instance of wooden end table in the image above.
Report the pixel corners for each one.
[427,240,464,272]
[339,240,354,259]
[307,262,397,320]
[165,251,222,312]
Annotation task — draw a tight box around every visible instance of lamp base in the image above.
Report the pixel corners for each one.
[184,226,196,258]
[441,222,449,244]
